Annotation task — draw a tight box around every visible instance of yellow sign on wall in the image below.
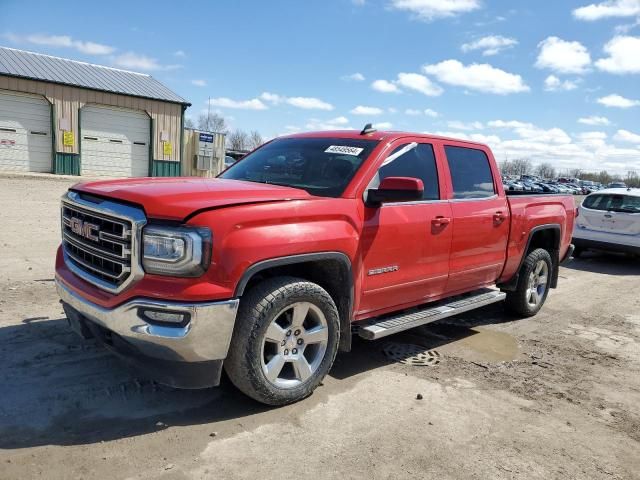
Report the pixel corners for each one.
[163,141,172,156]
[63,131,74,147]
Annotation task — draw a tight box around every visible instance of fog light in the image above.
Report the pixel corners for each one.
[139,308,190,327]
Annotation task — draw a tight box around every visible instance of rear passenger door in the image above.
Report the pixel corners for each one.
[442,144,509,294]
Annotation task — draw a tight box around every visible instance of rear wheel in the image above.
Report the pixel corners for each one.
[224,277,340,405]
[505,248,553,317]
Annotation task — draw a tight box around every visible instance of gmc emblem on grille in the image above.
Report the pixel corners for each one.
[70,217,100,242]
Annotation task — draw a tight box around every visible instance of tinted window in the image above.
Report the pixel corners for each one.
[583,194,640,213]
[444,146,496,199]
[220,137,378,197]
[371,143,439,200]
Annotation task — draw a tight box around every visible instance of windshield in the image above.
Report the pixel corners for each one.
[219,137,379,197]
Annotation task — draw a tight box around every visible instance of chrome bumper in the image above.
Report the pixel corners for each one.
[56,279,239,363]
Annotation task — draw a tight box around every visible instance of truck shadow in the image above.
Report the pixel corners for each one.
[0,303,511,449]
[562,251,640,276]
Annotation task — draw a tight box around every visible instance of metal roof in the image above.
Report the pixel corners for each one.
[0,47,190,105]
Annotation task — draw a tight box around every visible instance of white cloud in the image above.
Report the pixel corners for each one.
[371,79,401,93]
[544,75,579,91]
[488,120,534,129]
[595,35,640,74]
[373,122,393,129]
[342,72,365,81]
[174,50,186,57]
[352,0,366,5]
[406,108,439,117]
[351,105,384,115]
[447,120,484,130]
[191,79,207,87]
[597,93,640,107]
[573,0,640,21]
[389,0,481,21]
[535,37,592,74]
[396,72,444,96]
[260,92,334,110]
[432,119,640,173]
[306,116,353,131]
[461,35,518,56]
[422,60,529,94]
[614,129,640,142]
[112,52,181,71]
[286,97,334,110]
[207,97,268,110]
[578,115,611,125]
[8,33,115,55]
[260,92,284,104]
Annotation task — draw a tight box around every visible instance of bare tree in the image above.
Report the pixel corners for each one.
[626,170,640,188]
[227,129,250,151]
[535,162,556,179]
[569,168,582,179]
[247,131,264,150]
[198,113,228,133]
[511,158,533,176]
[184,117,195,129]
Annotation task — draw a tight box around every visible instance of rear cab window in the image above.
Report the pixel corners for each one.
[444,145,496,199]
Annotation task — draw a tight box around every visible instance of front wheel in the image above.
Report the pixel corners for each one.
[505,248,553,317]
[224,277,340,406]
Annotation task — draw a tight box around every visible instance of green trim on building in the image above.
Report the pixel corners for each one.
[148,117,154,176]
[54,153,80,175]
[152,160,181,177]
[50,102,56,173]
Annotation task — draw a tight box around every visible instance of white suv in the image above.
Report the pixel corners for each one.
[573,188,640,256]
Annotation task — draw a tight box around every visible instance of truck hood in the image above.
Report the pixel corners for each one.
[72,177,313,220]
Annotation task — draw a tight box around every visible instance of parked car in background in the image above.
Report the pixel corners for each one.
[224,155,237,169]
[608,182,627,188]
[573,188,640,257]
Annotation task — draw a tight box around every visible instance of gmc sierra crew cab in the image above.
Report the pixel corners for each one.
[56,126,576,405]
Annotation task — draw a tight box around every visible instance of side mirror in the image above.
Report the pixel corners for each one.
[367,177,424,206]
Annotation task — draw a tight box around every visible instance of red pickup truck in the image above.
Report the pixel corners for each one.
[56,127,575,405]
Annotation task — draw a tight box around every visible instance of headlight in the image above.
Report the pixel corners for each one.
[142,226,211,277]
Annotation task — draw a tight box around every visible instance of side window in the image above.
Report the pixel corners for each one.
[444,146,496,199]
[374,143,440,200]
[583,194,609,211]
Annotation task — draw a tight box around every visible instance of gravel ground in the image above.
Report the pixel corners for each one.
[0,176,638,480]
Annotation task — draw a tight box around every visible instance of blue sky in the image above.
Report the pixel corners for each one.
[2,0,640,173]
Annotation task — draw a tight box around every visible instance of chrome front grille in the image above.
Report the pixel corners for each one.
[61,191,146,293]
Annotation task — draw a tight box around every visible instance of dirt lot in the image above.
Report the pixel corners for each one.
[0,175,639,480]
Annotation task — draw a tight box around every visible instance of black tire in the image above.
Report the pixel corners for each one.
[224,276,340,406]
[572,246,583,258]
[505,248,553,317]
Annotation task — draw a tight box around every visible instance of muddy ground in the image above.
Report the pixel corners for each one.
[0,175,638,480]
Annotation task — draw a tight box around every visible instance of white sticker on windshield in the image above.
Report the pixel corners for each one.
[325,145,364,156]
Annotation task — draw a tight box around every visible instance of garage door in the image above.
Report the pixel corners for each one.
[81,105,150,177]
[0,91,52,172]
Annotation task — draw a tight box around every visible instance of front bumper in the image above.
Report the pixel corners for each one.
[56,279,239,388]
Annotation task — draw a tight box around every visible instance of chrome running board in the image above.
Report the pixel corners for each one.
[357,288,506,340]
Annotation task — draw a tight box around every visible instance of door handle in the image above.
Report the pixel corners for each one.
[432,216,451,227]
[493,211,507,223]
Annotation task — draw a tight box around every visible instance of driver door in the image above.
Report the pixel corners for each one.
[357,139,452,318]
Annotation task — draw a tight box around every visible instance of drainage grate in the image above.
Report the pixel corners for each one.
[382,342,441,366]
